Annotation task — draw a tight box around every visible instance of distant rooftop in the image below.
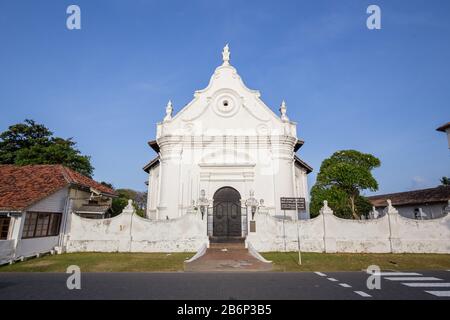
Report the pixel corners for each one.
[0,165,117,211]
[368,185,450,207]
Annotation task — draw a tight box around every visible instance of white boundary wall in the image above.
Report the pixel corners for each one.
[65,200,450,254]
[248,201,450,253]
[0,240,15,264]
[66,202,208,253]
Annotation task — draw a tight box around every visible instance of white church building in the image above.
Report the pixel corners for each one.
[143,45,312,241]
[2,46,448,264]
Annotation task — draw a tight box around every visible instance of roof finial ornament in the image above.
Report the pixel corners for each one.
[163,100,173,122]
[280,100,289,121]
[222,43,230,66]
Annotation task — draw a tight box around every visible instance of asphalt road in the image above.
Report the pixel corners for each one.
[0,271,449,300]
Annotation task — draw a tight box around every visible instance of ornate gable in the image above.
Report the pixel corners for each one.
[156,45,297,139]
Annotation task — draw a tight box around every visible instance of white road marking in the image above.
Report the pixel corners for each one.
[339,283,352,288]
[425,291,450,297]
[375,272,421,276]
[354,291,372,297]
[315,272,327,277]
[385,277,442,281]
[403,283,450,287]
[327,277,338,282]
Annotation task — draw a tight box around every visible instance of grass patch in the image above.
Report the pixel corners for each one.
[0,252,194,272]
[263,252,450,272]
[1,252,449,272]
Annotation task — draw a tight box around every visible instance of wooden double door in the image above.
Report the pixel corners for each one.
[212,187,242,238]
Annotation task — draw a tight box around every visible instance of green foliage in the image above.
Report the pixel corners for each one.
[441,177,450,186]
[111,189,147,218]
[0,119,93,177]
[310,150,380,219]
[100,181,114,189]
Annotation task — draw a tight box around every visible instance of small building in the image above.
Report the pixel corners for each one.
[368,185,450,219]
[436,122,450,149]
[0,164,116,264]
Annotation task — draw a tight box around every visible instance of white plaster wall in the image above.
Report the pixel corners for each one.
[27,187,67,212]
[12,187,68,258]
[382,203,447,219]
[0,240,14,264]
[131,214,207,252]
[246,213,324,252]
[247,206,450,253]
[294,165,310,219]
[146,164,160,219]
[66,207,207,253]
[15,237,59,257]
[323,214,391,253]
[65,201,450,254]
[389,212,450,253]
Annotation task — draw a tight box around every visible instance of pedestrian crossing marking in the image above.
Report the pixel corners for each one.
[375,272,421,276]
[425,291,450,297]
[403,283,450,287]
[354,291,371,297]
[385,277,442,281]
[327,277,338,282]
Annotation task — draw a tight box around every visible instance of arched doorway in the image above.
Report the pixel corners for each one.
[212,187,242,239]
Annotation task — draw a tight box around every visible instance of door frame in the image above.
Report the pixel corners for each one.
[212,186,242,239]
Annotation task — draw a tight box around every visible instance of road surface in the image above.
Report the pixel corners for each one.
[0,270,449,300]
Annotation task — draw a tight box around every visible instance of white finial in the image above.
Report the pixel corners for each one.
[370,206,379,219]
[164,100,173,121]
[280,100,289,121]
[125,199,133,210]
[222,44,230,66]
[445,200,450,214]
[320,200,333,215]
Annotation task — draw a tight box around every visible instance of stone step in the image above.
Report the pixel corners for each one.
[209,236,246,243]
[209,242,246,250]
[184,244,272,272]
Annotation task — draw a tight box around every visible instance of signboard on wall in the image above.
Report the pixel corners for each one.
[280,197,306,210]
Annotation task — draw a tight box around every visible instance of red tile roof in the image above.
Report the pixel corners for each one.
[0,165,116,211]
[368,185,450,207]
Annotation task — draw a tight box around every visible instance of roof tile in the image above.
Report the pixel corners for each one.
[0,165,116,211]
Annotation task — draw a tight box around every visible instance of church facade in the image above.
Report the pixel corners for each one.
[143,45,312,240]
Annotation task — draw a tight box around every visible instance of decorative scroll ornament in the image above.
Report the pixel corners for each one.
[279,100,289,121]
[222,44,230,66]
[245,190,259,220]
[369,206,380,219]
[163,100,173,122]
[197,189,210,220]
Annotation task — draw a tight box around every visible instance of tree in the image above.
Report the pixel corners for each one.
[100,181,114,189]
[0,119,93,177]
[310,150,380,219]
[111,189,147,218]
[440,177,450,186]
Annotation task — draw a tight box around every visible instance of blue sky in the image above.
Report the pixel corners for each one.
[0,0,449,194]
